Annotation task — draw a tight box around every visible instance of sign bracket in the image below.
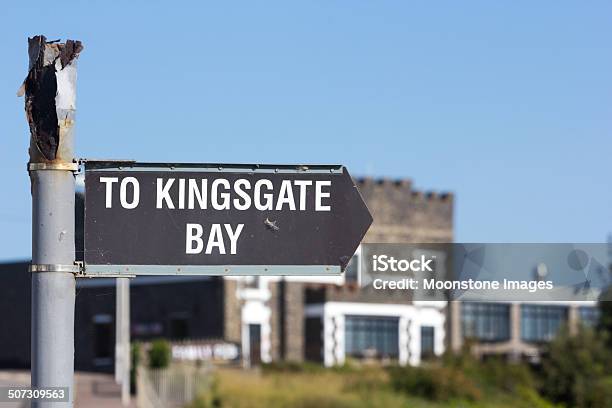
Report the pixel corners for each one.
[80,264,340,277]
[29,262,82,274]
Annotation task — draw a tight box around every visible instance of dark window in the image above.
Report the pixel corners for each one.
[461,303,510,342]
[93,315,113,363]
[170,317,189,340]
[249,324,262,366]
[345,315,399,358]
[579,306,600,327]
[305,317,323,362]
[521,305,568,342]
[421,326,435,359]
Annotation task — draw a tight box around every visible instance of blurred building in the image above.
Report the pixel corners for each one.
[0,178,601,371]
[0,178,453,370]
[448,300,599,362]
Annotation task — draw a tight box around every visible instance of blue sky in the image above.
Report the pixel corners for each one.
[1,1,611,260]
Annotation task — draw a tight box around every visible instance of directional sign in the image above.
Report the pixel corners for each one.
[83,161,372,276]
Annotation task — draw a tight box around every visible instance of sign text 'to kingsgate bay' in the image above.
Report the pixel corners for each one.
[83,162,373,276]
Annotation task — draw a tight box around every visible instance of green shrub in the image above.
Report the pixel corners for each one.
[130,342,141,394]
[514,385,560,408]
[342,367,389,393]
[187,375,222,408]
[186,394,222,408]
[540,326,612,407]
[330,358,361,374]
[599,288,612,348]
[285,395,361,408]
[388,365,481,402]
[591,377,612,408]
[444,347,535,393]
[479,357,534,392]
[148,339,171,369]
[261,360,325,374]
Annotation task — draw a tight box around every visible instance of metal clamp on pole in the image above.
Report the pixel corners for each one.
[27,161,80,172]
[29,263,83,274]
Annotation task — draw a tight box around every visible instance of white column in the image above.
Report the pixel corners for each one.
[398,316,409,366]
[323,316,333,366]
[435,323,445,356]
[241,323,249,368]
[334,315,345,365]
[408,319,421,366]
[261,319,272,363]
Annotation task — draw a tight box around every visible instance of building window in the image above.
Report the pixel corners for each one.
[305,317,323,362]
[169,317,190,340]
[345,315,399,359]
[93,314,113,366]
[461,302,510,342]
[521,305,568,342]
[421,326,435,359]
[244,276,261,289]
[578,306,600,327]
[249,324,262,366]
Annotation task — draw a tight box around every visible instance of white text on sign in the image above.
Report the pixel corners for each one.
[98,176,332,255]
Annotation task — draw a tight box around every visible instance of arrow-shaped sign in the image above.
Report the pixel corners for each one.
[83,162,372,276]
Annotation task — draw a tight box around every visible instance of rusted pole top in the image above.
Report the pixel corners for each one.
[20,35,83,165]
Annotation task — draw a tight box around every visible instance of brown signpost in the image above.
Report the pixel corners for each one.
[83,161,373,276]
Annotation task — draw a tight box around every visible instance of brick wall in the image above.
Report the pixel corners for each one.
[223,279,242,344]
[269,282,281,361]
[357,178,453,243]
[282,281,304,361]
[269,281,305,361]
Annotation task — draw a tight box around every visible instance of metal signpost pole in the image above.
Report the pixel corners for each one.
[122,278,130,406]
[115,277,131,406]
[23,36,83,408]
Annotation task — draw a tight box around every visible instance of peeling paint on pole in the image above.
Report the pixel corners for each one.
[19,35,83,163]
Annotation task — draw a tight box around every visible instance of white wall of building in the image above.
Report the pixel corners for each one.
[306,301,446,367]
[236,277,273,366]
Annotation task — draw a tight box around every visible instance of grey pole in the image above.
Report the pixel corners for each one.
[115,277,131,406]
[22,35,83,408]
[115,279,123,384]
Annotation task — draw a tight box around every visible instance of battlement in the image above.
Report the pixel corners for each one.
[354,177,453,243]
[355,177,453,204]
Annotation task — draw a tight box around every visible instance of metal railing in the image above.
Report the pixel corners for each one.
[137,363,213,408]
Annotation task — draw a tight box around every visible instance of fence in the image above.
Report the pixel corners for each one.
[137,363,213,408]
